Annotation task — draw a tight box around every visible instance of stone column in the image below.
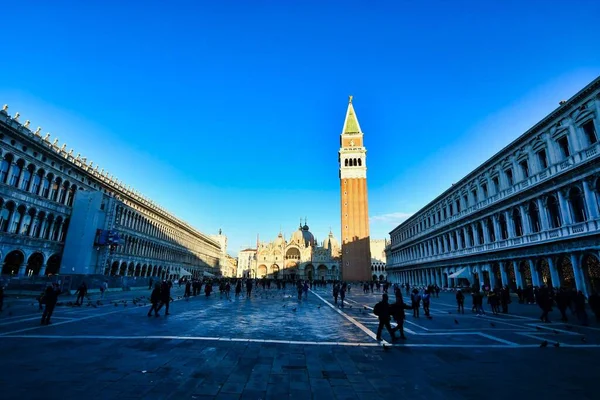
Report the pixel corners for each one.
[493,216,502,241]
[500,262,509,287]
[505,211,515,238]
[513,261,524,289]
[537,198,550,231]
[528,259,541,287]
[547,257,560,289]
[39,264,47,276]
[557,189,572,226]
[582,179,599,220]
[570,254,588,297]
[520,205,531,235]
[488,266,497,289]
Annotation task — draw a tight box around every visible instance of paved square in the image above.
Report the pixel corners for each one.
[1,285,599,399]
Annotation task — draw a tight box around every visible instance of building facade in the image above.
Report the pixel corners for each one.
[386,77,600,297]
[0,105,222,280]
[339,96,371,281]
[240,221,341,281]
[370,239,388,281]
[237,248,256,278]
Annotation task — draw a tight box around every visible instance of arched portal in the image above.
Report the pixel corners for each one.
[317,265,328,280]
[128,262,135,276]
[2,250,24,275]
[482,270,491,288]
[556,256,575,289]
[27,252,44,276]
[120,262,127,276]
[519,261,532,286]
[271,264,280,279]
[135,263,141,277]
[582,254,600,293]
[45,254,61,275]
[506,264,516,290]
[110,261,119,276]
[537,258,552,288]
[372,274,378,281]
[285,247,301,260]
[491,263,502,288]
[258,264,267,278]
[305,264,314,280]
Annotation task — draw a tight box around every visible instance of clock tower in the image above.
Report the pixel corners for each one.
[338,96,371,281]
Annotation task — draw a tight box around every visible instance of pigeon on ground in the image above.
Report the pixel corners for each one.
[581,337,587,343]
[292,308,297,312]
[454,319,459,325]
[535,326,542,331]
[490,323,496,327]
[554,342,560,348]
[540,340,548,347]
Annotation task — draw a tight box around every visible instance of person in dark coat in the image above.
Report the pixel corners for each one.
[184,280,192,298]
[246,279,253,297]
[157,281,171,315]
[589,291,600,322]
[536,286,552,323]
[500,286,510,313]
[41,283,61,325]
[147,283,162,317]
[373,293,397,342]
[75,282,87,306]
[0,285,4,312]
[390,289,411,339]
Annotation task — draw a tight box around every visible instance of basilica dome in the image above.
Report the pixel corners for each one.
[323,230,339,250]
[291,221,315,247]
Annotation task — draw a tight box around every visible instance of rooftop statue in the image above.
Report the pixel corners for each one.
[34,127,42,136]
[53,138,59,145]
[61,144,67,151]
[13,112,20,121]
[44,133,50,140]
[2,104,7,111]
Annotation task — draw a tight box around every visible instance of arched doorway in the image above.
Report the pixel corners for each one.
[379,274,385,281]
[135,263,141,277]
[519,261,532,286]
[482,270,491,288]
[305,264,314,280]
[45,254,61,275]
[110,261,119,276]
[27,252,44,276]
[2,250,24,275]
[128,262,135,276]
[557,256,575,289]
[120,262,127,276]
[537,258,552,288]
[258,264,267,278]
[582,254,600,293]
[372,274,378,281]
[317,265,327,280]
[492,263,502,288]
[505,264,516,290]
[271,264,280,279]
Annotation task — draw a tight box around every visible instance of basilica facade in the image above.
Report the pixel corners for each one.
[240,221,341,281]
[386,76,600,296]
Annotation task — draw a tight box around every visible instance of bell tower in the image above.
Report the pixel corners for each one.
[338,96,371,281]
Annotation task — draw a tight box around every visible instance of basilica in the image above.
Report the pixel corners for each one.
[241,220,342,281]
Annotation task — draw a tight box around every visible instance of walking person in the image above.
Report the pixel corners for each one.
[235,280,242,297]
[74,282,87,306]
[422,290,431,317]
[147,283,162,317]
[333,284,339,305]
[157,280,171,316]
[411,289,421,318]
[245,279,253,297]
[340,284,347,308]
[41,283,61,325]
[390,289,411,340]
[101,280,108,299]
[456,289,465,314]
[373,293,397,342]
[555,287,570,322]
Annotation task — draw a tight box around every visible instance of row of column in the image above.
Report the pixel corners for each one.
[388,253,595,297]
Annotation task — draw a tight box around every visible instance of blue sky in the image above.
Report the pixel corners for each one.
[1,1,599,255]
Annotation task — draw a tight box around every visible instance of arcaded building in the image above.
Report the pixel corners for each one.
[0,105,222,279]
[386,77,600,296]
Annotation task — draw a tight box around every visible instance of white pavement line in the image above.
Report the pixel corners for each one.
[6,334,593,348]
[525,323,581,336]
[404,319,430,331]
[476,332,518,346]
[0,315,76,327]
[310,290,383,344]
[516,332,552,342]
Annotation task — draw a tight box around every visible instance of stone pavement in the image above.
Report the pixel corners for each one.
[0,285,599,399]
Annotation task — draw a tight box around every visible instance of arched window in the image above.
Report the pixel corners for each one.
[467,226,474,247]
[358,158,362,166]
[50,178,60,201]
[344,159,348,167]
[512,208,523,237]
[353,158,357,166]
[31,170,42,195]
[569,187,587,223]
[547,195,562,228]
[487,217,495,242]
[10,206,24,234]
[20,212,31,235]
[9,161,22,187]
[0,206,10,232]
[20,166,32,191]
[41,174,51,198]
[499,214,508,240]
[477,222,485,244]
[528,201,541,233]
[0,156,11,183]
